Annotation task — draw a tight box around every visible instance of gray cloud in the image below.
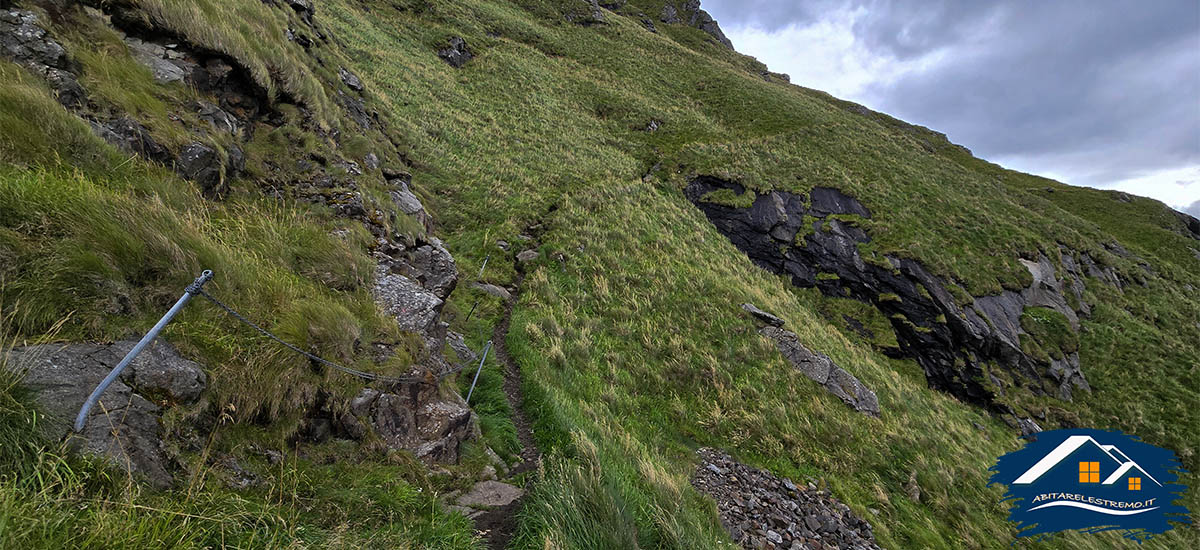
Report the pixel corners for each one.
[704,0,1200,191]
[1186,200,1200,218]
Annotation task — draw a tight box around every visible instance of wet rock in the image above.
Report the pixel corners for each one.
[339,90,373,129]
[409,240,459,299]
[339,67,363,91]
[6,340,209,488]
[336,385,474,463]
[456,480,524,508]
[759,326,880,416]
[741,303,785,327]
[436,36,473,68]
[691,448,881,550]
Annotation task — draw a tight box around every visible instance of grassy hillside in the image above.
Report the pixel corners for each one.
[1,0,1196,548]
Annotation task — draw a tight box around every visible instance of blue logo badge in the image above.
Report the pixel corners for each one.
[989,428,1190,542]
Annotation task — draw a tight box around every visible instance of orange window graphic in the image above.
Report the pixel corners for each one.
[1129,477,1141,491]
[1078,461,1100,483]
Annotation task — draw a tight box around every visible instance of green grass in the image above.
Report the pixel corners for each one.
[0,0,1196,548]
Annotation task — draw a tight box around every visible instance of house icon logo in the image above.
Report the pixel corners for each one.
[989,428,1190,542]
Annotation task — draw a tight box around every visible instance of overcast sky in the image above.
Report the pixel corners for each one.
[703,0,1200,216]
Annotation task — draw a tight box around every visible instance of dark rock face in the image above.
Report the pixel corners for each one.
[692,448,882,550]
[437,37,473,68]
[0,8,85,107]
[686,176,1093,412]
[6,340,208,488]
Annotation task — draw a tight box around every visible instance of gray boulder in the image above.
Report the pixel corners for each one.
[176,142,225,196]
[99,340,207,404]
[456,480,524,508]
[6,340,209,488]
[472,281,512,301]
[337,385,474,463]
[374,265,444,337]
[410,240,459,299]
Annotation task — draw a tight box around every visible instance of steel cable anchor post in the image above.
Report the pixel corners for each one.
[73,269,214,432]
[465,340,493,405]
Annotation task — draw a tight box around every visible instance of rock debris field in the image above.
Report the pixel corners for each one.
[691,448,883,550]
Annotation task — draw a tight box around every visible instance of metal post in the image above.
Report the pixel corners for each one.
[463,298,481,325]
[465,340,492,405]
[477,254,490,279]
[73,270,213,432]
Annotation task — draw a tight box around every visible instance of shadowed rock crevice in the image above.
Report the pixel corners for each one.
[687,176,1094,415]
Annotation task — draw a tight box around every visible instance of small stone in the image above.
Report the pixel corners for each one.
[517,249,539,263]
[706,463,724,475]
[339,67,363,91]
[766,530,783,544]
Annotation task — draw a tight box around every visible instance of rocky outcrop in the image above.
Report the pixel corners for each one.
[437,36,473,68]
[686,177,1094,413]
[692,448,882,550]
[1,8,248,196]
[565,0,605,25]
[743,304,880,417]
[6,340,208,488]
[0,8,85,107]
[658,2,733,49]
[333,385,474,463]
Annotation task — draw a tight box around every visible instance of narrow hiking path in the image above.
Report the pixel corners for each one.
[472,257,542,549]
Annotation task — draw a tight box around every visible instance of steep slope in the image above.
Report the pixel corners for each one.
[0,1,1195,549]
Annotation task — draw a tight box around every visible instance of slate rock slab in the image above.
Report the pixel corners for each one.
[6,340,208,488]
[456,480,524,508]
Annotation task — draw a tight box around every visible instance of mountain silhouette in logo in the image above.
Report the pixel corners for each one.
[1012,435,1161,487]
[990,429,1190,542]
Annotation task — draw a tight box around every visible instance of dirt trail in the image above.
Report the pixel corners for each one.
[473,264,542,549]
